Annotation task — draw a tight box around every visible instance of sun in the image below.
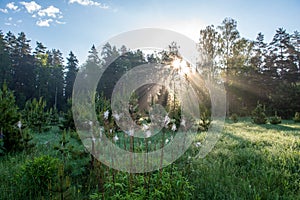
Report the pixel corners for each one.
[172,58,191,75]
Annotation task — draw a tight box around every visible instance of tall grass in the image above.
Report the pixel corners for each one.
[0,119,299,199]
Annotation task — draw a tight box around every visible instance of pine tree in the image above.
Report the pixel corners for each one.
[0,31,12,87]
[0,82,23,152]
[65,51,78,100]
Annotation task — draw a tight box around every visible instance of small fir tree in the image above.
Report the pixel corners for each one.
[251,102,267,124]
[0,82,24,152]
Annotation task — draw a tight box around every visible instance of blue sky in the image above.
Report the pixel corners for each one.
[0,0,300,65]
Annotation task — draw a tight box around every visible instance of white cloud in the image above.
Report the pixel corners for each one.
[5,22,11,26]
[20,1,41,13]
[69,0,109,9]
[8,17,13,21]
[6,2,18,10]
[17,19,22,23]
[38,5,60,18]
[0,8,8,13]
[55,20,66,25]
[36,19,53,27]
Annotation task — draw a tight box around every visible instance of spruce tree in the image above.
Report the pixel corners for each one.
[0,82,23,152]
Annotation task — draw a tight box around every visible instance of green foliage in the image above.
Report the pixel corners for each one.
[293,112,300,123]
[251,103,267,124]
[60,99,76,131]
[0,82,23,152]
[22,97,51,132]
[1,120,300,199]
[18,155,61,197]
[0,135,4,155]
[197,104,212,131]
[269,111,282,124]
[90,167,194,200]
[230,113,239,123]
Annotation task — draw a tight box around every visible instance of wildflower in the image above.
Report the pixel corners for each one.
[92,137,96,142]
[142,124,149,131]
[109,129,113,133]
[164,115,170,127]
[180,119,186,127]
[88,121,93,127]
[103,110,109,120]
[126,129,134,136]
[113,135,119,142]
[165,138,169,144]
[145,130,151,138]
[195,142,201,148]
[113,113,121,121]
[17,121,22,129]
[171,123,177,131]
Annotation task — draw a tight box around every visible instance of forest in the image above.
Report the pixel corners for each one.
[0,18,299,199]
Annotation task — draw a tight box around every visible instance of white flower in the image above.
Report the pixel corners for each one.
[17,121,22,129]
[165,138,169,144]
[109,129,113,133]
[113,113,121,121]
[180,119,186,127]
[126,129,134,136]
[145,130,151,138]
[103,110,109,120]
[164,115,170,127]
[88,120,93,127]
[92,137,96,142]
[171,123,177,131]
[142,124,149,131]
[195,142,201,148]
[113,135,119,142]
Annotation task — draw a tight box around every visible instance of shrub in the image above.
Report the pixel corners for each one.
[293,112,300,123]
[269,111,281,125]
[22,97,51,132]
[251,103,267,124]
[197,104,212,131]
[18,155,61,197]
[230,113,239,123]
[60,98,76,131]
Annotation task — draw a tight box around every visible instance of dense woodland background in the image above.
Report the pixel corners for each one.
[0,18,299,118]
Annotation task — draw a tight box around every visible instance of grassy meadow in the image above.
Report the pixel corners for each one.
[0,118,299,199]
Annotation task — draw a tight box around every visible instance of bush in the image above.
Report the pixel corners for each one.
[197,104,212,131]
[18,155,61,197]
[269,112,281,125]
[251,103,267,124]
[22,97,51,132]
[230,113,239,123]
[293,112,300,123]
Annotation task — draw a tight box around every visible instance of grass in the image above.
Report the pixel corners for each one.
[185,118,300,199]
[0,118,299,199]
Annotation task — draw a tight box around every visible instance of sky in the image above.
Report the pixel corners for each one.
[0,0,300,65]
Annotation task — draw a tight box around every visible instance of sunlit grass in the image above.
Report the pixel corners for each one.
[0,120,299,199]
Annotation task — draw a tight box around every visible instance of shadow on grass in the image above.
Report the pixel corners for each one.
[259,123,300,135]
[187,129,300,200]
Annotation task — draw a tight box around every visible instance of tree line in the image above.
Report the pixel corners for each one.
[0,17,299,118]
[198,18,300,118]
